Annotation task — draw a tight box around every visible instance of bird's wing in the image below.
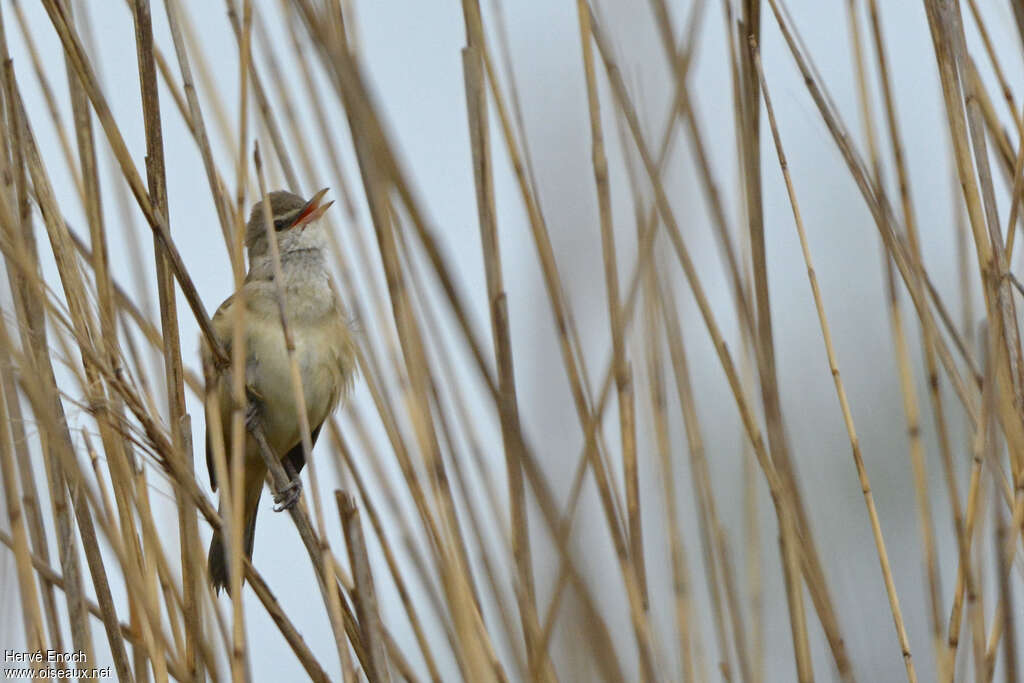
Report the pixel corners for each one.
[281,422,323,479]
[210,293,238,350]
[205,430,217,492]
[205,293,241,492]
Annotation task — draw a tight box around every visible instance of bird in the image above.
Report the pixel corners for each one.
[203,188,357,595]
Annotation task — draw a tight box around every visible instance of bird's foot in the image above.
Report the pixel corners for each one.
[273,476,302,512]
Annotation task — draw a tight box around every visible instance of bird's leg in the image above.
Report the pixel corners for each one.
[244,390,302,512]
[273,458,302,512]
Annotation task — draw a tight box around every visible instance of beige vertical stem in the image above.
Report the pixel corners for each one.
[576,0,645,616]
[460,3,552,676]
[131,0,198,680]
[337,491,391,683]
[750,36,916,683]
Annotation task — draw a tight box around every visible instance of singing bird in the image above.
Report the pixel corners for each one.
[204,188,357,595]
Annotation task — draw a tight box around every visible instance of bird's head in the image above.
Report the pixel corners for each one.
[245,188,333,261]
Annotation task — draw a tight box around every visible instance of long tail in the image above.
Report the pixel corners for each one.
[208,489,262,595]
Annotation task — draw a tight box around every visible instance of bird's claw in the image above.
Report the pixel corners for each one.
[273,477,302,512]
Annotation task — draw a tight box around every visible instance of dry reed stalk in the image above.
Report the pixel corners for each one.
[247,26,445,660]
[864,4,951,676]
[341,325,449,590]
[737,273,763,683]
[337,491,391,683]
[0,25,67,652]
[483,4,631,527]
[392,209,532,678]
[451,64,639,671]
[2,1,1024,681]
[299,13,503,674]
[241,559,331,683]
[385,194,502,674]
[0,4,78,543]
[860,5,946,674]
[375,193,500,679]
[642,4,773,680]
[479,28,637,660]
[224,3,254,677]
[972,328,1024,681]
[9,0,84,204]
[657,276,745,681]
[588,9,832,680]
[287,10,630,683]
[0,525,192,681]
[1,229,323,681]
[278,14,387,359]
[613,13,743,680]
[751,36,917,681]
[175,7,238,168]
[452,6,716,679]
[0,46,137,679]
[926,0,1024,457]
[460,1,548,675]
[736,11,818,674]
[473,5,635,568]
[224,1,301,194]
[0,319,47,668]
[252,16,314,192]
[484,15,637,547]
[329,419,444,682]
[12,297,322,680]
[0,284,129,681]
[609,45,705,683]
[727,155,765,679]
[950,10,1024,474]
[39,0,224,363]
[24,90,144,681]
[648,0,755,342]
[130,1,200,679]
[994,493,1018,683]
[641,265,696,683]
[5,281,201,682]
[432,390,528,679]
[253,142,353,676]
[24,0,368,676]
[576,0,646,619]
[1,518,193,683]
[0,324,64,653]
[190,397,339,678]
[1001,107,1024,261]
[758,18,997,670]
[282,10,359,218]
[916,5,1024,678]
[970,330,1000,681]
[765,0,983,415]
[164,0,234,253]
[964,0,1023,141]
[740,4,851,677]
[330,38,496,655]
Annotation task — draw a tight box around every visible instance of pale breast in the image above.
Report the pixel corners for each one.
[246,309,348,455]
[209,250,354,457]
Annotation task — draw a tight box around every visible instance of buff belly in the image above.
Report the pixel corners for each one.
[245,316,342,456]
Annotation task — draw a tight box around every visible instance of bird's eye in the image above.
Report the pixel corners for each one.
[274,217,290,231]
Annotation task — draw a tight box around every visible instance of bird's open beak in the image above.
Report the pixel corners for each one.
[292,187,333,229]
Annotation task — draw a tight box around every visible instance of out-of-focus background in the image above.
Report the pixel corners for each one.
[1,1,1022,681]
